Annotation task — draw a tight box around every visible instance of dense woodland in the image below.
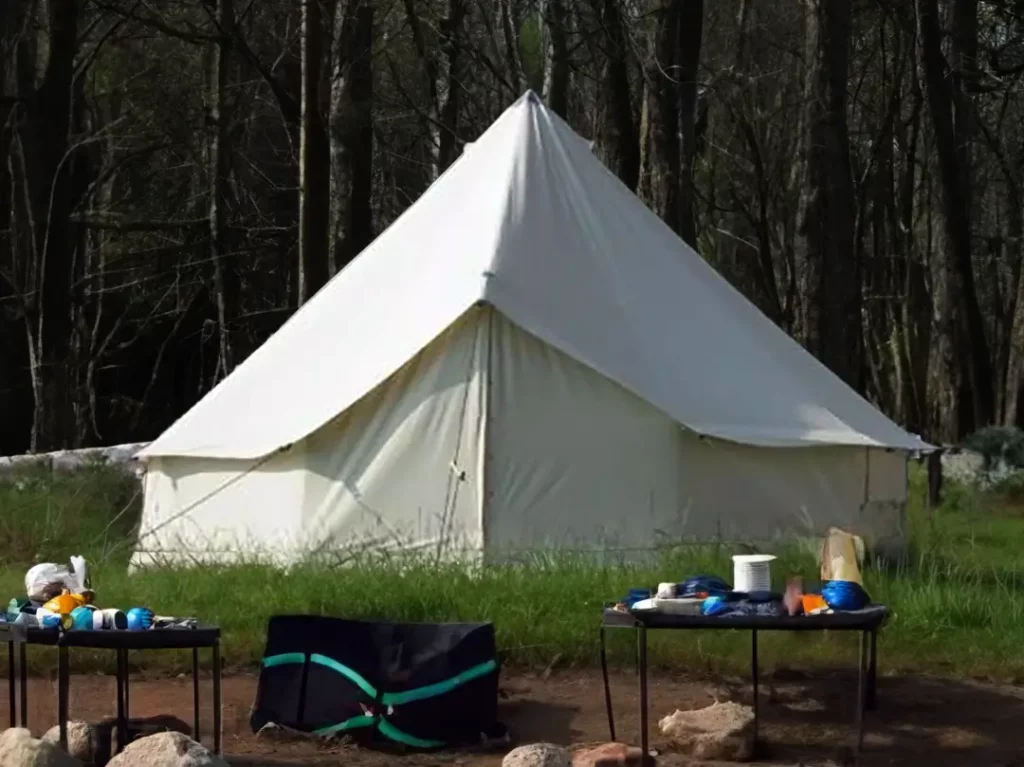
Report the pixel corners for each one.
[1,0,1023,454]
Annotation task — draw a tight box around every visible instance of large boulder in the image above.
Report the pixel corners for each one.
[0,727,84,767]
[572,742,649,767]
[659,701,755,761]
[503,743,572,767]
[42,721,108,766]
[104,732,228,767]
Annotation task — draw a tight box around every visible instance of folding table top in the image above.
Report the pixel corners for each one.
[19,625,221,649]
[0,622,28,642]
[602,604,889,631]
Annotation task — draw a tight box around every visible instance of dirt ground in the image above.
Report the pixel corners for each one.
[3,668,1024,767]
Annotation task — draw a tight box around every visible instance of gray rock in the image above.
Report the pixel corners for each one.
[42,722,107,766]
[104,732,228,767]
[659,701,755,761]
[503,743,572,767]
[0,727,84,767]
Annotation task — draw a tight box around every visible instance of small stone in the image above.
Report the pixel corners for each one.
[104,731,228,767]
[659,701,755,761]
[572,742,649,767]
[0,727,84,767]
[503,743,572,767]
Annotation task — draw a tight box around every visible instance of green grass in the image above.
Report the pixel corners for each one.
[3,461,1024,679]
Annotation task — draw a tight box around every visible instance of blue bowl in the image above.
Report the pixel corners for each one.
[126,607,154,631]
[702,596,730,616]
[821,580,870,611]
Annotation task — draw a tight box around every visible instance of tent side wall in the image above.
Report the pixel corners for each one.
[673,438,907,551]
[130,311,489,569]
[482,312,908,560]
[132,306,909,569]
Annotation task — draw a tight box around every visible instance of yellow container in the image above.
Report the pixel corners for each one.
[42,592,90,615]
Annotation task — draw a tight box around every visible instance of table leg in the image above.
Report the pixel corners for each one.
[866,629,878,711]
[123,650,131,728]
[638,627,648,763]
[193,647,201,743]
[19,643,27,728]
[115,649,128,753]
[58,646,69,752]
[212,640,222,755]
[751,630,759,747]
[599,626,616,741]
[854,631,867,755]
[8,641,15,728]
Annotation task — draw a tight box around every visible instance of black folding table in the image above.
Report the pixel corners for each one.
[4,625,222,755]
[599,604,888,759]
[2,621,28,728]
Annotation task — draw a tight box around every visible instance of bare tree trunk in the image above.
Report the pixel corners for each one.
[209,0,238,378]
[916,0,994,431]
[299,0,331,305]
[897,84,930,434]
[500,0,526,95]
[541,0,571,117]
[795,0,861,389]
[437,0,466,174]
[11,0,82,451]
[676,0,703,247]
[0,2,15,277]
[592,0,639,190]
[400,0,465,180]
[713,0,784,323]
[329,0,375,273]
[994,145,1024,424]
[82,112,120,444]
[645,0,681,234]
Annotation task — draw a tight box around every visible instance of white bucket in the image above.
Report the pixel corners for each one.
[732,554,776,593]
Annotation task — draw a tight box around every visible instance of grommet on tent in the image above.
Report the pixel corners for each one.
[525,90,541,105]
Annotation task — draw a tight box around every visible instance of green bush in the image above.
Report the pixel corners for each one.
[964,425,1024,470]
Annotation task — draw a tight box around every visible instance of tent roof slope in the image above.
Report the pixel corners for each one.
[138,91,929,461]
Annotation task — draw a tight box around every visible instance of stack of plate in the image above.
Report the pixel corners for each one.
[732,554,776,593]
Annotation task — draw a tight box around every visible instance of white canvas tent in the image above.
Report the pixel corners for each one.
[131,91,930,569]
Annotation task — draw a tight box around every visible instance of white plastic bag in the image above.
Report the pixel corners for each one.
[24,555,89,603]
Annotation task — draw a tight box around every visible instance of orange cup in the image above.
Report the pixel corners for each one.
[801,594,828,613]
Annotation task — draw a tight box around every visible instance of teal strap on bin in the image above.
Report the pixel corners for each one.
[260,653,497,747]
[309,654,378,699]
[311,715,445,748]
[262,652,305,667]
[313,714,375,737]
[382,659,497,705]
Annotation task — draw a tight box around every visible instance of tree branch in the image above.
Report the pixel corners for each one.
[70,212,207,231]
